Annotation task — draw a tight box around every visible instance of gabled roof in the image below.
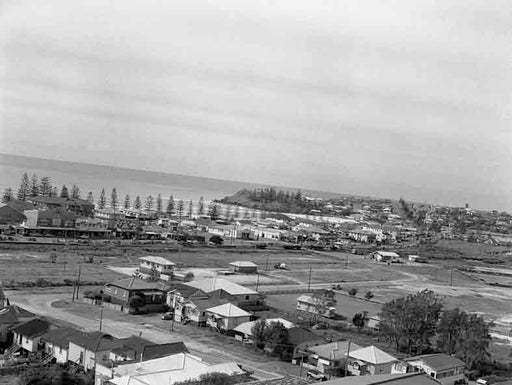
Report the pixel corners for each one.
[139,256,176,266]
[42,327,85,348]
[206,303,251,318]
[408,353,466,371]
[348,345,397,365]
[229,261,257,268]
[37,208,77,221]
[69,331,121,352]
[0,307,19,325]
[184,278,258,296]
[187,297,229,312]
[287,327,324,346]
[308,341,363,360]
[10,318,50,338]
[112,336,189,362]
[374,251,400,257]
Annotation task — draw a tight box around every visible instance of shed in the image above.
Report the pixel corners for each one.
[229,261,258,274]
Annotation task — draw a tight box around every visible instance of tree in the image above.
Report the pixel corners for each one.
[110,188,118,209]
[30,173,39,197]
[17,172,30,201]
[380,289,443,354]
[183,272,194,282]
[86,191,94,204]
[436,308,491,370]
[348,288,358,297]
[176,199,184,221]
[60,185,69,198]
[18,364,91,385]
[51,186,58,198]
[148,265,159,281]
[263,321,289,357]
[156,194,162,213]
[353,312,369,332]
[98,188,107,209]
[2,188,13,203]
[124,194,130,209]
[71,184,81,199]
[39,176,52,197]
[251,319,267,349]
[133,195,142,210]
[208,203,219,221]
[145,195,154,211]
[365,291,374,301]
[166,195,175,216]
[174,372,242,385]
[198,196,204,216]
[129,295,145,312]
[233,206,240,219]
[187,200,193,218]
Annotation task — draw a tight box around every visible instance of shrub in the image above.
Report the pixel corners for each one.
[348,288,358,297]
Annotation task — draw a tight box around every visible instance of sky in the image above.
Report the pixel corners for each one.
[0,0,511,211]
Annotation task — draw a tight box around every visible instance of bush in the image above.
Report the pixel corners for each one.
[365,291,374,301]
[183,272,194,282]
[348,288,358,297]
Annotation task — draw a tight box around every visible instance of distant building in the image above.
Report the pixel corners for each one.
[138,256,176,281]
[229,261,258,274]
[347,345,398,376]
[372,251,400,263]
[103,277,166,313]
[304,341,363,377]
[26,196,94,217]
[296,295,336,318]
[392,353,466,385]
[10,318,51,354]
[205,303,252,331]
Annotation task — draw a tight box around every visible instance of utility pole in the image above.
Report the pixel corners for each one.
[449,268,453,286]
[99,306,104,331]
[308,266,312,291]
[75,264,82,300]
[344,339,352,376]
[265,254,269,271]
[345,254,349,269]
[255,273,260,292]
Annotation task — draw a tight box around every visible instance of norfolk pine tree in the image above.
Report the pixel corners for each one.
[30,174,39,197]
[166,195,175,216]
[86,191,94,204]
[124,194,130,209]
[133,195,142,210]
[156,194,163,213]
[111,188,118,209]
[60,185,69,198]
[39,176,52,197]
[17,172,30,201]
[98,188,107,209]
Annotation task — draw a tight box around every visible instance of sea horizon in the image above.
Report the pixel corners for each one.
[0,153,347,206]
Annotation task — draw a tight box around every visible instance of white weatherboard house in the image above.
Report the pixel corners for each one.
[305,341,363,377]
[229,261,258,274]
[138,256,176,281]
[296,295,336,318]
[347,345,398,376]
[205,303,252,331]
[10,318,50,353]
[372,251,401,262]
[183,278,260,303]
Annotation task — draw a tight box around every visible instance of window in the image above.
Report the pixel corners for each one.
[202,312,205,316]
[245,296,249,300]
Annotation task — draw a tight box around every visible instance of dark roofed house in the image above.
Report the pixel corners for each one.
[110,336,189,362]
[0,205,26,227]
[10,318,50,353]
[321,372,443,385]
[68,331,122,371]
[287,327,324,359]
[41,326,85,364]
[103,277,166,313]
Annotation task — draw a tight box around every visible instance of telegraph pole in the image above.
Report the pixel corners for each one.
[308,266,312,291]
[75,264,82,300]
[99,306,104,331]
[255,273,260,292]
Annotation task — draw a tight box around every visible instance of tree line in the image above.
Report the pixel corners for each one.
[3,172,252,221]
[379,289,491,371]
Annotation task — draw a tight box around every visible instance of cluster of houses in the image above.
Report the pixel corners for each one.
[0,286,249,385]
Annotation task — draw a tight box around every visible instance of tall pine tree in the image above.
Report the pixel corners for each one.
[166,195,175,216]
[39,177,52,197]
[17,172,30,201]
[156,194,162,213]
[98,188,107,209]
[124,194,130,209]
[145,195,154,211]
[110,188,118,209]
[86,191,94,204]
[30,174,39,197]
[60,185,69,198]
[71,184,81,199]
[133,195,142,210]
[2,188,13,203]
[198,196,204,217]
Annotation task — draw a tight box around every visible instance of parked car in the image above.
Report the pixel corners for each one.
[307,370,327,381]
[161,312,174,320]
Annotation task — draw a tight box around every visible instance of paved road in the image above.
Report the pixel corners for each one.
[6,290,297,380]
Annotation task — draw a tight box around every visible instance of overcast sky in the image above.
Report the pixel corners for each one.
[1,0,511,210]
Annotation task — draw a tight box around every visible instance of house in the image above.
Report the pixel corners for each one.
[68,331,122,372]
[366,315,381,332]
[101,353,245,385]
[138,255,176,281]
[229,261,258,274]
[371,251,400,263]
[296,295,336,318]
[41,327,85,364]
[10,318,50,353]
[233,318,297,343]
[109,337,188,363]
[75,217,111,238]
[207,223,238,239]
[304,341,363,377]
[174,297,229,326]
[347,229,376,243]
[321,372,443,385]
[103,277,166,313]
[183,278,263,310]
[0,205,26,228]
[347,345,398,376]
[253,227,285,241]
[287,327,325,359]
[393,353,466,385]
[205,303,252,331]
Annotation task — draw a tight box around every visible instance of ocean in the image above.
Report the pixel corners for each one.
[0,153,270,205]
[0,153,339,207]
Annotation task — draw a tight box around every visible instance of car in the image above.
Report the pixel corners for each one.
[307,370,327,381]
[161,312,174,320]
